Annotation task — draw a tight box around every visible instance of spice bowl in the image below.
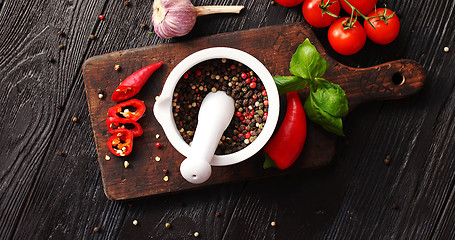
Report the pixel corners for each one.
[154,47,279,168]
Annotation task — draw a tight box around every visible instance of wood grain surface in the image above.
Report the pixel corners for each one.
[0,0,454,239]
[83,23,425,200]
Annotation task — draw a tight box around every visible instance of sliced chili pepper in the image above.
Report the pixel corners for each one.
[263,91,307,170]
[106,117,143,137]
[107,129,133,157]
[108,99,146,121]
[111,61,163,102]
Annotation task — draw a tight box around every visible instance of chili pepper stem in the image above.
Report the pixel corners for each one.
[194,6,244,17]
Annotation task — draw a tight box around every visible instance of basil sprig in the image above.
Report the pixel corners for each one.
[273,39,348,136]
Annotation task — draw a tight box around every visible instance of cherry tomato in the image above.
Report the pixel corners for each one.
[302,0,340,28]
[328,17,366,55]
[275,0,304,7]
[364,8,400,45]
[340,0,377,16]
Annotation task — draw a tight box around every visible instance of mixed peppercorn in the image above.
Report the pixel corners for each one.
[172,59,268,154]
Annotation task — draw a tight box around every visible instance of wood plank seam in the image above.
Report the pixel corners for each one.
[7,1,112,238]
[220,182,246,240]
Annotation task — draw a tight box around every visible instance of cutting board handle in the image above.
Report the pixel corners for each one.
[327,59,426,110]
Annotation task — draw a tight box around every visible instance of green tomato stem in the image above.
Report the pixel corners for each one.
[342,0,376,29]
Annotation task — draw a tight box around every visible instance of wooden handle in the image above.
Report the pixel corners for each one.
[324,59,427,110]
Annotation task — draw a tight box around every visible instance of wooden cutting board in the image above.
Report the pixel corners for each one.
[82,22,425,200]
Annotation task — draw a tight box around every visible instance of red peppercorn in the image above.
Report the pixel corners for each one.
[250,82,257,88]
[183,72,189,79]
[252,77,257,82]
[245,78,251,84]
[195,70,201,76]
[263,115,268,120]
[240,116,244,121]
[245,133,251,139]
[262,90,267,96]
[236,111,242,117]
[241,73,248,79]
[264,100,269,106]
[242,119,247,124]
[156,142,162,148]
[252,94,257,99]
[99,15,104,20]
[230,65,237,70]
[238,133,243,138]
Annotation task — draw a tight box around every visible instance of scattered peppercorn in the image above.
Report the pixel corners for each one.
[155,134,160,139]
[124,0,131,6]
[105,155,111,161]
[56,151,66,156]
[194,232,199,237]
[270,221,276,227]
[384,155,391,165]
[140,23,147,29]
[72,117,78,122]
[99,15,104,20]
[58,44,65,50]
[165,222,171,228]
[163,176,169,182]
[133,219,138,226]
[155,156,161,162]
[89,34,96,40]
[270,1,275,5]
[163,169,168,174]
[215,212,221,217]
[156,142,162,148]
[444,46,450,52]
[98,93,104,99]
[93,226,100,232]
[124,161,130,168]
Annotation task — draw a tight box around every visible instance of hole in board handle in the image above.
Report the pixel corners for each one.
[192,174,197,179]
[392,72,406,86]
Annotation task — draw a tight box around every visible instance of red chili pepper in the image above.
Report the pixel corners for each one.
[263,91,307,170]
[106,117,143,137]
[107,99,146,121]
[107,129,133,157]
[111,61,163,102]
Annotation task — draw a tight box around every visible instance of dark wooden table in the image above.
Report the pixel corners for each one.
[1,0,454,239]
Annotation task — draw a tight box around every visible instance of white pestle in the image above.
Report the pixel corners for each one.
[179,91,235,184]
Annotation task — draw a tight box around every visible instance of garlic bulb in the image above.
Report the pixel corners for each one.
[152,0,244,39]
[152,0,196,39]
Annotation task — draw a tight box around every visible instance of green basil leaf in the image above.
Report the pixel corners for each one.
[310,78,349,118]
[304,94,344,136]
[273,75,309,95]
[290,39,329,80]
